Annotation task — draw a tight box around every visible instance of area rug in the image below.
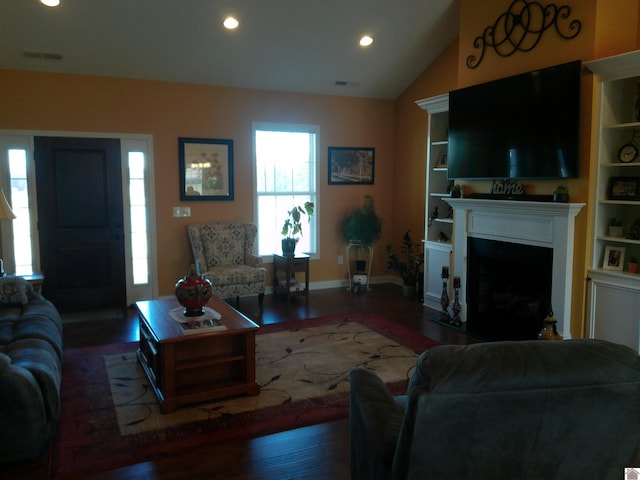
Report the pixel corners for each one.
[49,312,439,478]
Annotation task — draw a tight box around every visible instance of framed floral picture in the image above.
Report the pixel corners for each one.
[179,137,234,201]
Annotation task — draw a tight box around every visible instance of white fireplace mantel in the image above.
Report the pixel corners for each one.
[445,198,585,338]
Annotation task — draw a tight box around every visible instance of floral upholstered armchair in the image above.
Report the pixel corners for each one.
[187,222,266,310]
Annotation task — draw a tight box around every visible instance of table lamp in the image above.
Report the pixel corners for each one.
[0,189,16,276]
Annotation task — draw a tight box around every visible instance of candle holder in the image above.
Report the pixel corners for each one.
[440,268,450,323]
[451,281,462,327]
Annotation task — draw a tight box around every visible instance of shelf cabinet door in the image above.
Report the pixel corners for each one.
[588,275,640,352]
[423,243,451,311]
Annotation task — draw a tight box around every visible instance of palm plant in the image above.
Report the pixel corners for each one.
[385,230,424,286]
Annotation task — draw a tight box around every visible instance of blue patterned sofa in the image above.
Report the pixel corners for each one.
[187,222,267,310]
[0,277,63,463]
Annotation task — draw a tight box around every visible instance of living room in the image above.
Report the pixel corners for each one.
[2,0,640,478]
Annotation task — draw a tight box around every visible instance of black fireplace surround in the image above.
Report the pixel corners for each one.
[466,237,553,341]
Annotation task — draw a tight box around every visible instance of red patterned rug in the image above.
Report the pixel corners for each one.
[49,312,439,478]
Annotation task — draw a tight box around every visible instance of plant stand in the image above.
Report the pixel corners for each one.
[346,242,372,292]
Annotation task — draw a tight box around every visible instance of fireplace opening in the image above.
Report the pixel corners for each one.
[467,237,553,341]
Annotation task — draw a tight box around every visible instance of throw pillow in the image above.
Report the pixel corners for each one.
[0,277,32,305]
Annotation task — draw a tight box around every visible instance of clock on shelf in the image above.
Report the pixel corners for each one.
[618,130,640,163]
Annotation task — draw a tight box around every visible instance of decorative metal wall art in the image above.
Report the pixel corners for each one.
[466,0,581,69]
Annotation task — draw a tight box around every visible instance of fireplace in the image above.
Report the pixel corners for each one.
[446,198,584,339]
[467,237,552,341]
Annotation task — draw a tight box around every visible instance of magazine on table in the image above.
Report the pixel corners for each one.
[169,306,226,335]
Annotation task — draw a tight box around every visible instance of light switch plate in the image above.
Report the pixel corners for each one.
[173,207,191,218]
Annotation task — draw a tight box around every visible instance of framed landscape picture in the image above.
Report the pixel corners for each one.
[179,137,234,201]
[608,176,640,201]
[328,147,375,185]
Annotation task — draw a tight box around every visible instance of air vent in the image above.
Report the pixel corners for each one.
[21,51,63,61]
[334,80,361,88]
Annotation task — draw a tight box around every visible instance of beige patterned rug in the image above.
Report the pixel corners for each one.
[108,319,420,435]
[51,313,439,478]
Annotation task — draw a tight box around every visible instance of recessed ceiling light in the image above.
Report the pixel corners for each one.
[359,35,374,47]
[40,0,60,6]
[223,17,239,29]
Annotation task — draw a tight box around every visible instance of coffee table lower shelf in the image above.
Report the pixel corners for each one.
[135,298,260,414]
[137,350,260,413]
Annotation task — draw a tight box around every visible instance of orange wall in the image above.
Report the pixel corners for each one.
[0,70,395,295]
[393,0,640,338]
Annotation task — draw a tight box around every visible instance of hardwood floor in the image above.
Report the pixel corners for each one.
[3,284,476,480]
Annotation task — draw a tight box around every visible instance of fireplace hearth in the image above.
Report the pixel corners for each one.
[467,237,552,341]
[446,198,584,339]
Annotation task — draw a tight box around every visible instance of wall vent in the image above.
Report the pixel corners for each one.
[334,80,361,87]
[21,51,63,61]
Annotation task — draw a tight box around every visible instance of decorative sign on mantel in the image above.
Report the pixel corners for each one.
[489,179,525,196]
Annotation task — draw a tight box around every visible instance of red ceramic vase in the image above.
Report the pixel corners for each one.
[175,264,213,317]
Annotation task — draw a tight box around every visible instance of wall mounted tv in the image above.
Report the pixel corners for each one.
[447,60,581,180]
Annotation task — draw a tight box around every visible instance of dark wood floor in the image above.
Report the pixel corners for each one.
[3,283,476,480]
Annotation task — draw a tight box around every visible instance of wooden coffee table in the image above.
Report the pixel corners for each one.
[135,297,260,413]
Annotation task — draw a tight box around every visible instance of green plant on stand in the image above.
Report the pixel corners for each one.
[342,196,383,247]
[281,201,314,256]
[385,230,424,298]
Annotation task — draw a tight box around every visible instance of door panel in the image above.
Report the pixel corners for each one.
[34,137,125,312]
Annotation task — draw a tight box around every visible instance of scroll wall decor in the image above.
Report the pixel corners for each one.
[466,0,581,69]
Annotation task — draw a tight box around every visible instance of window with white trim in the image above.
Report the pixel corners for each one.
[254,124,318,257]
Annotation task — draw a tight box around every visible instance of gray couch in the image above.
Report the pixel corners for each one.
[350,339,640,480]
[0,277,63,463]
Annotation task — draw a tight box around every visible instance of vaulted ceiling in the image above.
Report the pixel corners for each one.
[0,0,459,99]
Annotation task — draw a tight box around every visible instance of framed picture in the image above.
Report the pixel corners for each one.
[608,177,640,201]
[435,151,448,168]
[179,137,234,201]
[328,147,375,185]
[603,245,625,271]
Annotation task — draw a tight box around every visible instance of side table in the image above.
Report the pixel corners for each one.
[273,253,309,301]
[18,273,45,294]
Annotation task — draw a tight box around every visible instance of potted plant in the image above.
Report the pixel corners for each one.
[281,201,314,255]
[342,196,383,247]
[609,217,623,237]
[629,257,639,274]
[385,230,424,298]
[450,184,463,198]
[553,184,569,203]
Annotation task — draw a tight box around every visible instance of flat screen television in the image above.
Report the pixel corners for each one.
[447,60,581,180]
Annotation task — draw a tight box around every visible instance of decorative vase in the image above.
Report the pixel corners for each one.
[175,264,213,317]
[538,308,563,341]
[282,238,296,256]
[629,262,639,274]
[553,193,569,203]
[402,284,416,298]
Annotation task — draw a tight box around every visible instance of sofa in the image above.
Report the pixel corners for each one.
[187,222,267,310]
[0,277,63,463]
[349,339,640,480]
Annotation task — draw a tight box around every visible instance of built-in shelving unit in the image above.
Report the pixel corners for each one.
[585,51,640,351]
[416,94,453,311]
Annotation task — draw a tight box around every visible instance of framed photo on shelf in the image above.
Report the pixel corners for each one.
[608,176,640,201]
[328,147,375,185]
[179,137,234,201]
[603,245,625,271]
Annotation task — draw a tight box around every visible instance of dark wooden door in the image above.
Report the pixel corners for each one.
[34,137,126,313]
